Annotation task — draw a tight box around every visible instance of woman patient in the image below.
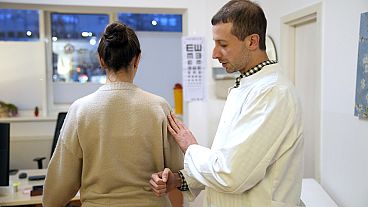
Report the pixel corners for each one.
[42,22,183,207]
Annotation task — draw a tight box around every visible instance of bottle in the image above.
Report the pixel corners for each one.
[173,83,183,115]
[34,106,39,117]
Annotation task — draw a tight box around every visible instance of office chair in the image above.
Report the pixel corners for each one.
[33,112,67,169]
[0,123,10,187]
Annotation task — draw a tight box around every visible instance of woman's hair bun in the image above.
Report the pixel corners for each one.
[103,22,128,46]
[98,21,141,72]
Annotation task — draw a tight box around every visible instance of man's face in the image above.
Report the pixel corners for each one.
[212,22,250,74]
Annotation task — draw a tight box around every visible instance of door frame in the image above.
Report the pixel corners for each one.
[280,2,322,181]
[281,2,322,82]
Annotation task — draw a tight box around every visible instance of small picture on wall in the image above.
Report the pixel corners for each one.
[355,12,368,119]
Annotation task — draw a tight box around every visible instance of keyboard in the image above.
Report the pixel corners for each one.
[28,175,46,181]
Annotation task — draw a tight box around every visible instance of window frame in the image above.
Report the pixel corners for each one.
[43,9,114,114]
[1,3,186,116]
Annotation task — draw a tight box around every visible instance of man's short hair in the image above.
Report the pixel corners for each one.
[211,0,267,50]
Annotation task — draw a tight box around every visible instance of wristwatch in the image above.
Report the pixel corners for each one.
[177,171,189,191]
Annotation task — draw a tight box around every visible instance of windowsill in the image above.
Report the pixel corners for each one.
[0,115,182,123]
[0,116,56,122]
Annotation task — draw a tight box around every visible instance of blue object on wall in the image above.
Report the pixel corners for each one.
[355,12,368,119]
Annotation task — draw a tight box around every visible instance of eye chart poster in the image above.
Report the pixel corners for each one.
[182,36,206,102]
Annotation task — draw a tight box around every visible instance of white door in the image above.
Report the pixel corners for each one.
[294,20,321,178]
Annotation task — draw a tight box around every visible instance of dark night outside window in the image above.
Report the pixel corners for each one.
[0,9,39,41]
[118,13,182,32]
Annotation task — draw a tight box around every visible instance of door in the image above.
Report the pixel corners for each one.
[281,3,322,179]
[294,19,321,178]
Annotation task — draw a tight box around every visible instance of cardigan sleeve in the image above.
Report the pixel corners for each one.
[42,105,83,207]
[162,106,184,172]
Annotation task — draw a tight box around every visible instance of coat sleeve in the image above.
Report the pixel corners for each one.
[182,86,301,194]
[42,105,82,207]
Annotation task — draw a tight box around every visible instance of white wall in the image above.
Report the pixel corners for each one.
[0,42,46,111]
[321,1,368,207]
[258,0,368,207]
[7,119,56,169]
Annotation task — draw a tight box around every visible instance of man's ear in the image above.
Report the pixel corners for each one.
[247,34,260,50]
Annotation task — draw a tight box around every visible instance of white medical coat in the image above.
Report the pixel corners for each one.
[182,64,304,207]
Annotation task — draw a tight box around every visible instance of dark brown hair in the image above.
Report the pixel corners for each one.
[211,0,267,50]
[98,22,141,72]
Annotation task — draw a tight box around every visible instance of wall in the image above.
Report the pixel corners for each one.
[193,0,368,206]
[0,42,46,111]
[258,0,368,207]
[9,119,56,169]
[321,1,368,207]
[134,32,182,108]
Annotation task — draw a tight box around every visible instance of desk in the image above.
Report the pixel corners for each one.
[301,178,338,207]
[0,170,182,207]
[0,169,80,207]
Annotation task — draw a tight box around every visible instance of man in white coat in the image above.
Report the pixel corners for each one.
[150,0,304,206]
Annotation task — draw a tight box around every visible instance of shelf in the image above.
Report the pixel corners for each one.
[0,116,56,123]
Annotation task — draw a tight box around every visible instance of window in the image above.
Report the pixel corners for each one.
[0,9,39,41]
[118,13,182,32]
[0,6,184,112]
[51,13,109,84]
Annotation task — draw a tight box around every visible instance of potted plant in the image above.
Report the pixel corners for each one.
[0,101,18,117]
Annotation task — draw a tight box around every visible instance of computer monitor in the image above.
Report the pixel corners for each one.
[51,112,67,157]
[0,123,10,186]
